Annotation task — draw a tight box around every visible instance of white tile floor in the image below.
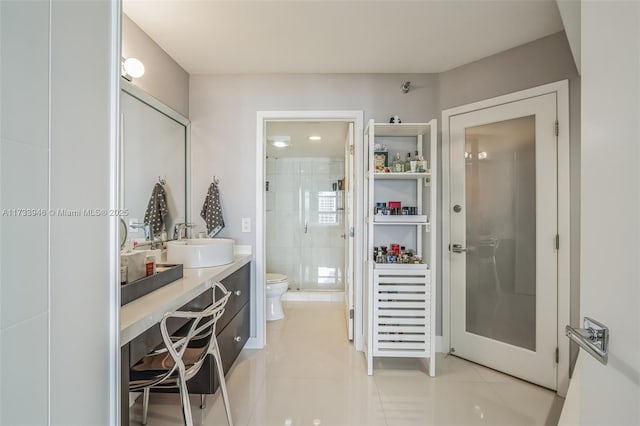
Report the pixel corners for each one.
[130,301,564,426]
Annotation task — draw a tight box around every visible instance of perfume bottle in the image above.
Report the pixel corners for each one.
[392,153,404,172]
[404,153,412,172]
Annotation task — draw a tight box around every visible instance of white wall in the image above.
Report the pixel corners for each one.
[1,1,119,424]
[1,2,50,423]
[122,13,190,117]
[580,2,640,424]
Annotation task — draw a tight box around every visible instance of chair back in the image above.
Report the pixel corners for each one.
[131,281,232,389]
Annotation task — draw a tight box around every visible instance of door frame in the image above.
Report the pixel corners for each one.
[441,80,570,396]
[254,110,365,351]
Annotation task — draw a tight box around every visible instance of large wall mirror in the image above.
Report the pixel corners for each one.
[120,80,190,244]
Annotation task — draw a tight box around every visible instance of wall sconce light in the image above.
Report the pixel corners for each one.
[121,57,145,81]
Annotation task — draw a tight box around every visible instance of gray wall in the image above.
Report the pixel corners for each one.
[189,73,439,337]
[1,1,118,424]
[189,33,579,342]
[438,31,580,345]
[122,13,190,117]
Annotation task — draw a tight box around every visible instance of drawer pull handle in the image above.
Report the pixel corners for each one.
[234,290,242,296]
[233,336,242,343]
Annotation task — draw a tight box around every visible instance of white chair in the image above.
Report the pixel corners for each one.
[129,282,233,426]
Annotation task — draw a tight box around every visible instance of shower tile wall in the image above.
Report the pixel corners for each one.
[266,158,345,291]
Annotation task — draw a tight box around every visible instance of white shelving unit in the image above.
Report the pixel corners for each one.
[363,120,437,376]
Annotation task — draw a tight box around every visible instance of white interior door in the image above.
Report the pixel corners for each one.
[571,3,640,424]
[345,123,355,340]
[450,93,559,389]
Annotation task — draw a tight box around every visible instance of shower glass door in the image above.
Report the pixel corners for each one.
[297,159,345,291]
[265,158,345,292]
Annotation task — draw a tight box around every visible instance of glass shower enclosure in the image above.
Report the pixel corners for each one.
[266,157,345,291]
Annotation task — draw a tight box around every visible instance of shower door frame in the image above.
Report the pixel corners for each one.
[442,81,571,397]
[254,110,365,352]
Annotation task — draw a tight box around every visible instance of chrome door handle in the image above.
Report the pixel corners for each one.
[565,317,609,365]
[451,244,467,253]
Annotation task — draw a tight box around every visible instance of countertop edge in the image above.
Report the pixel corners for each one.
[120,254,252,346]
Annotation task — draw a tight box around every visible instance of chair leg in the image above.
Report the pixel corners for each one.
[200,394,206,409]
[177,369,194,426]
[142,388,150,425]
[212,341,233,426]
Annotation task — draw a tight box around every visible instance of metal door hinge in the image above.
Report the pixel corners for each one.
[349,145,354,155]
[349,309,354,319]
[555,347,559,364]
[554,120,559,137]
[555,234,560,250]
[349,226,355,237]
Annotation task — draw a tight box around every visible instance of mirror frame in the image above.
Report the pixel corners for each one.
[120,78,191,239]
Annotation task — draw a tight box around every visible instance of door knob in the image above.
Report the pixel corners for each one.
[233,336,242,343]
[451,244,467,253]
[234,290,242,296]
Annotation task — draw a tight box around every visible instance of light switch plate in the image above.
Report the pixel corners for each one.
[241,217,251,233]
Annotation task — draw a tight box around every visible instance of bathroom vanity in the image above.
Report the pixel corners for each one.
[120,254,251,426]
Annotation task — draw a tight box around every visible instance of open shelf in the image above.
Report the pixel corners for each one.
[374,262,429,270]
[374,215,428,224]
[372,171,431,180]
[366,123,431,137]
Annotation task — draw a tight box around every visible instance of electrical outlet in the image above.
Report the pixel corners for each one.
[241,217,251,233]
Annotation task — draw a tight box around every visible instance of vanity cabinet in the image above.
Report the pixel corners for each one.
[364,121,437,376]
[126,262,251,394]
[185,262,251,394]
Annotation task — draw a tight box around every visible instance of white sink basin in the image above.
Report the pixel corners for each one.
[166,238,234,268]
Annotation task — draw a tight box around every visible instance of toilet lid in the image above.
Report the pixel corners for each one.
[266,273,288,284]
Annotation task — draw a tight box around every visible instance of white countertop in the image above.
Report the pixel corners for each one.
[120,253,252,345]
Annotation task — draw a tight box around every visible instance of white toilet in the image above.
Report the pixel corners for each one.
[265,273,289,321]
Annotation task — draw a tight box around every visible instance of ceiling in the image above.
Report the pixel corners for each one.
[266,121,349,158]
[123,0,564,75]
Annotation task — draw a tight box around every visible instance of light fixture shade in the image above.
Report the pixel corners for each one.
[123,57,145,78]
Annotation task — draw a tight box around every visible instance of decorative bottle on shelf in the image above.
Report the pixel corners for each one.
[392,153,404,172]
[404,153,412,172]
[410,150,419,172]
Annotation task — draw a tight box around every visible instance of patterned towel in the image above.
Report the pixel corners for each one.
[201,182,225,237]
[143,183,168,238]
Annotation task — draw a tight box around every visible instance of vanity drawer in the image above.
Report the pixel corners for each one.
[216,263,250,331]
[128,290,213,366]
[185,302,250,394]
[216,302,250,375]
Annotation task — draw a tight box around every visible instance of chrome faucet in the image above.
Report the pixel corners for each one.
[173,223,194,240]
[129,222,151,240]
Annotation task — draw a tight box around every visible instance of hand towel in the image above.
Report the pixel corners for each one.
[201,182,225,237]
[143,183,168,238]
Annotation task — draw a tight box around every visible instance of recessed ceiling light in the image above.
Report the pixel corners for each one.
[269,136,291,148]
[308,135,322,141]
